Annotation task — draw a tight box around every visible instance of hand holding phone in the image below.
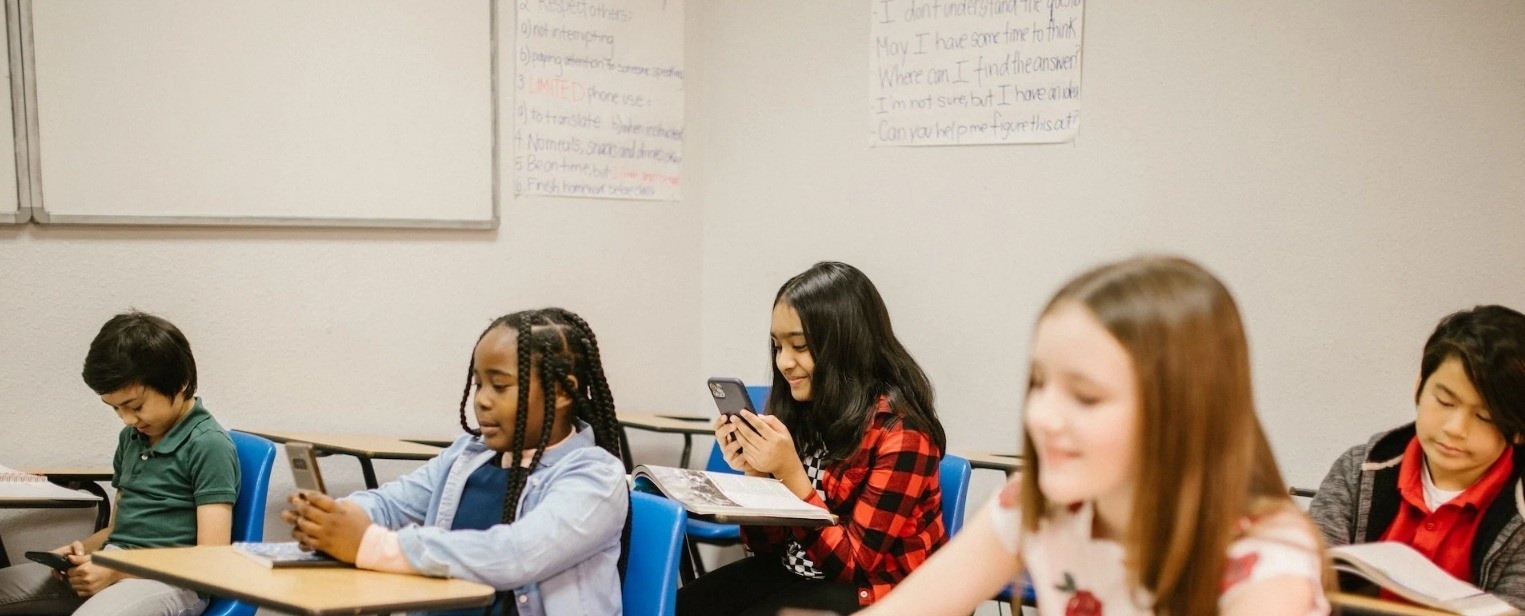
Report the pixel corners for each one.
[25,550,73,571]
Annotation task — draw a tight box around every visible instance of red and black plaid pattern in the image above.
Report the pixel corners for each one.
[741,396,947,606]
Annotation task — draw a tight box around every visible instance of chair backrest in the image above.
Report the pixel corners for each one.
[623,491,686,616]
[939,454,972,536]
[204,432,276,616]
[702,440,740,475]
[744,385,769,411]
[228,431,277,542]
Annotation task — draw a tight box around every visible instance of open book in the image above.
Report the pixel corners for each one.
[631,465,836,527]
[1330,542,1519,616]
[233,542,344,569]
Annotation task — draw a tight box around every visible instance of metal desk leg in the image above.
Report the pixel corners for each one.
[76,482,111,531]
[358,457,380,490]
[42,478,112,531]
[679,435,693,469]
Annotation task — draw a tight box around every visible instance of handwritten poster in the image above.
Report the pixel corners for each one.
[514,0,684,200]
[870,0,1084,146]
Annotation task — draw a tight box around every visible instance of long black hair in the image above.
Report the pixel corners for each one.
[765,262,944,466]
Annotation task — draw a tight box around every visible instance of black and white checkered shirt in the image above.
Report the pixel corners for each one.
[782,445,827,579]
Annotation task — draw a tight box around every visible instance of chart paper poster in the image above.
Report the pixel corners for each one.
[515,0,684,200]
[871,0,1084,146]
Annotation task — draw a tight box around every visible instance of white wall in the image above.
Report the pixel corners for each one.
[693,0,1525,501]
[0,5,708,560]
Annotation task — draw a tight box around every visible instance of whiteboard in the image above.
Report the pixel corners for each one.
[1,0,24,225]
[25,1,496,229]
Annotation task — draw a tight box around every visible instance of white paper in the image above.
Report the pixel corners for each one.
[870,0,1084,146]
[514,0,685,200]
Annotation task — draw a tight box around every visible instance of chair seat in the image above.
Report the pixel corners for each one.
[685,517,740,542]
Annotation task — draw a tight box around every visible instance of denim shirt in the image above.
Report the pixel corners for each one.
[346,422,627,616]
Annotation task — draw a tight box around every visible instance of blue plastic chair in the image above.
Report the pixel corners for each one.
[939,454,971,535]
[624,491,686,616]
[205,431,276,616]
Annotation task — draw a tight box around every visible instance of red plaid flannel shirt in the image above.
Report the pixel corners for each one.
[740,396,947,605]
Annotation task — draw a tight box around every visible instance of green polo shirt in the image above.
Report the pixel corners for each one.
[108,398,240,549]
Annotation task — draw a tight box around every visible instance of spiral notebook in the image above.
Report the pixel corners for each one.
[0,465,100,501]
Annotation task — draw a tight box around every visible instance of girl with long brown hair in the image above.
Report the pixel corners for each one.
[862,256,1328,616]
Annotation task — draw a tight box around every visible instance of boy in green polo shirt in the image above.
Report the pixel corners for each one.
[0,311,240,616]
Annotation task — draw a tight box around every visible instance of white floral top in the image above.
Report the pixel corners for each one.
[987,495,1329,616]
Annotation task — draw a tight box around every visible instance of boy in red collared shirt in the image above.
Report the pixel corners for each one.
[1310,305,1525,608]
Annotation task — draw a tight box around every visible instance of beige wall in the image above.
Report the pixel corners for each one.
[693,0,1525,499]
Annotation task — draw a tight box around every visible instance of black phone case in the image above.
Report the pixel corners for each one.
[707,377,754,416]
[25,551,72,571]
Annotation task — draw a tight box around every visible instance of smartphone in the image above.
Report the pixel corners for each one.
[25,551,73,571]
[707,377,756,416]
[285,442,327,494]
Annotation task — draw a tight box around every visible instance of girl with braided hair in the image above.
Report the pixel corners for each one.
[282,308,628,616]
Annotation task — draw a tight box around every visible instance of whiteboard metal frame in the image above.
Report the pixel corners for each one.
[20,0,500,230]
[3,0,31,224]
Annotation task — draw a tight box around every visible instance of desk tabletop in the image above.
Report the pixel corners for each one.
[235,429,443,460]
[617,411,715,435]
[93,546,494,616]
[1327,591,1454,616]
[952,449,1022,472]
[20,467,114,482]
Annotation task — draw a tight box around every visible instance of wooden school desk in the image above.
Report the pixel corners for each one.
[92,546,494,616]
[951,449,1022,473]
[0,466,102,567]
[616,411,713,470]
[233,429,441,489]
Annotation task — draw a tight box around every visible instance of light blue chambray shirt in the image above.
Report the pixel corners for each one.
[346,422,627,616]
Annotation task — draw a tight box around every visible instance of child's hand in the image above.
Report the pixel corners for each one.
[280,491,319,527]
[66,558,121,597]
[288,492,372,564]
[51,542,86,581]
[714,416,762,476]
[731,412,809,496]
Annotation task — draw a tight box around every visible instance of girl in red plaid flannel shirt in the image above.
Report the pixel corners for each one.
[676,261,949,616]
